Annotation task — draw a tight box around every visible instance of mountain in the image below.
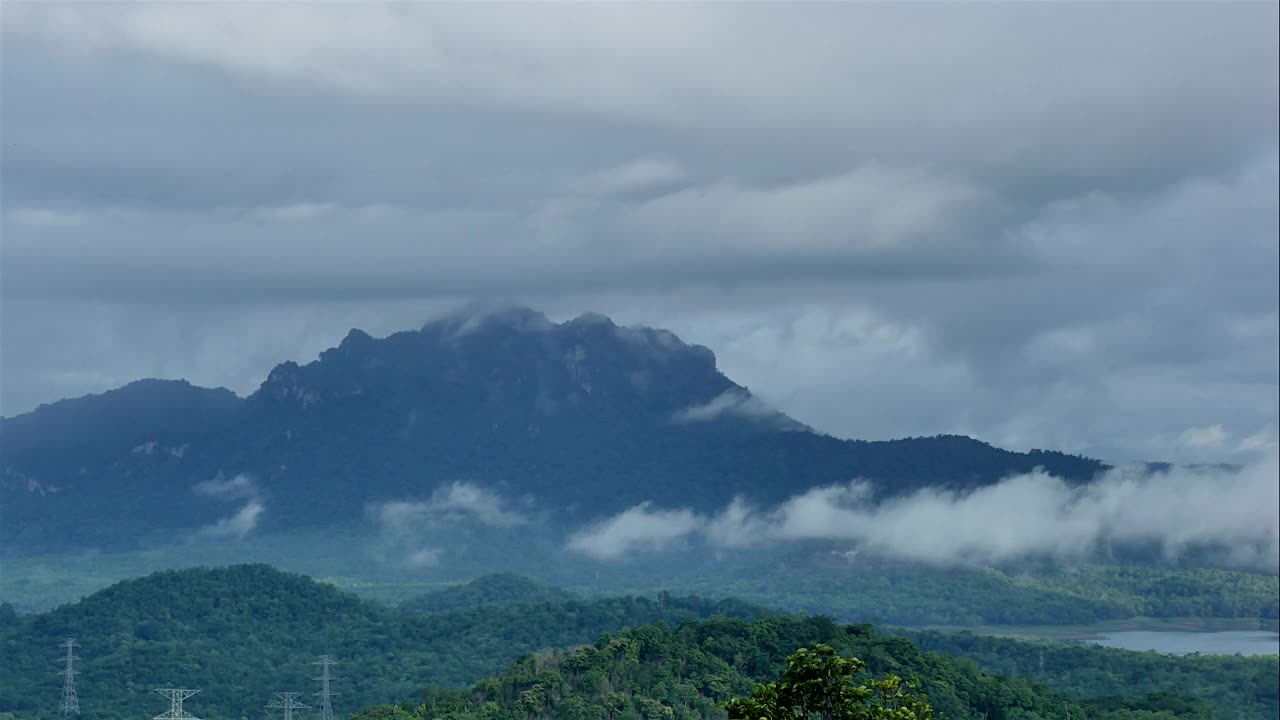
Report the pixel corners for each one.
[0,564,767,718]
[0,306,1106,551]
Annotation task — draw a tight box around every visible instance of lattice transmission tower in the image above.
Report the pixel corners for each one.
[58,638,80,718]
[314,655,339,720]
[265,692,310,720]
[153,689,201,720]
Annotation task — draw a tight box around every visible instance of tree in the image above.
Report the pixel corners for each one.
[349,704,417,720]
[725,645,932,720]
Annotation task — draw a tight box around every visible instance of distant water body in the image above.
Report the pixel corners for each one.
[1089,630,1280,656]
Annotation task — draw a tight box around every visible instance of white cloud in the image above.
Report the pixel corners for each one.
[1238,426,1278,454]
[672,389,779,424]
[567,502,702,560]
[193,474,257,500]
[378,481,527,530]
[406,547,442,569]
[1179,424,1229,450]
[573,453,1280,571]
[445,303,554,338]
[196,499,264,541]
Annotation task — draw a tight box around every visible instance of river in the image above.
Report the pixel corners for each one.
[1089,630,1280,656]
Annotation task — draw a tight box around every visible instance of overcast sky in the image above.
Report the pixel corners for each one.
[2,2,1277,464]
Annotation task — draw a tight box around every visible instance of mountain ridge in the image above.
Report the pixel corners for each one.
[0,306,1107,552]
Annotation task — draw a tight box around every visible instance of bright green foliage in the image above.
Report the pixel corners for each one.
[725,645,933,720]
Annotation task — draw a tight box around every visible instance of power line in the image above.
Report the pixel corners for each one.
[266,691,310,720]
[153,689,201,720]
[58,638,80,718]
[314,655,339,720]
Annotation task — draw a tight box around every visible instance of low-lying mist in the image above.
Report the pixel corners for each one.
[568,452,1280,571]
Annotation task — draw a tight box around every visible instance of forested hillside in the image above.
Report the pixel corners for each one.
[593,555,1280,626]
[0,565,764,718]
[1,565,1273,720]
[400,574,578,615]
[903,630,1279,720]
[352,616,1220,720]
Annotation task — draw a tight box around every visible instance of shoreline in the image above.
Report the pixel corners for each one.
[902,616,1280,641]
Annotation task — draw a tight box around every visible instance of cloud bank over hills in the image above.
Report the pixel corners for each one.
[568,453,1280,571]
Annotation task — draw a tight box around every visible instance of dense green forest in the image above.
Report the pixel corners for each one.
[589,555,1280,626]
[9,541,1275,628]
[1,565,1274,720]
[0,565,765,718]
[399,574,579,615]
[351,616,1217,720]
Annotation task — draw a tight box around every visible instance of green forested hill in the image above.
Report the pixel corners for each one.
[400,574,579,615]
[592,555,1280,626]
[1,565,1272,720]
[902,630,1279,720]
[354,616,1216,720]
[0,565,765,718]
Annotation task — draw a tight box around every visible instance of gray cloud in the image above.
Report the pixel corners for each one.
[0,2,1276,465]
[570,452,1280,571]
[564,158,687,198]
[6,4,1273,173]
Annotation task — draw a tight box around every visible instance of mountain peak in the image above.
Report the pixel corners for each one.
[253,307,758,430]
[432,302,555,336]
[567,311,615,328]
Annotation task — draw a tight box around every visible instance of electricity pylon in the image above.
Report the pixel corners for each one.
[153,689,201,720]
[314,655,338,720]
[265,692,309,720]
[59,638,80,718]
